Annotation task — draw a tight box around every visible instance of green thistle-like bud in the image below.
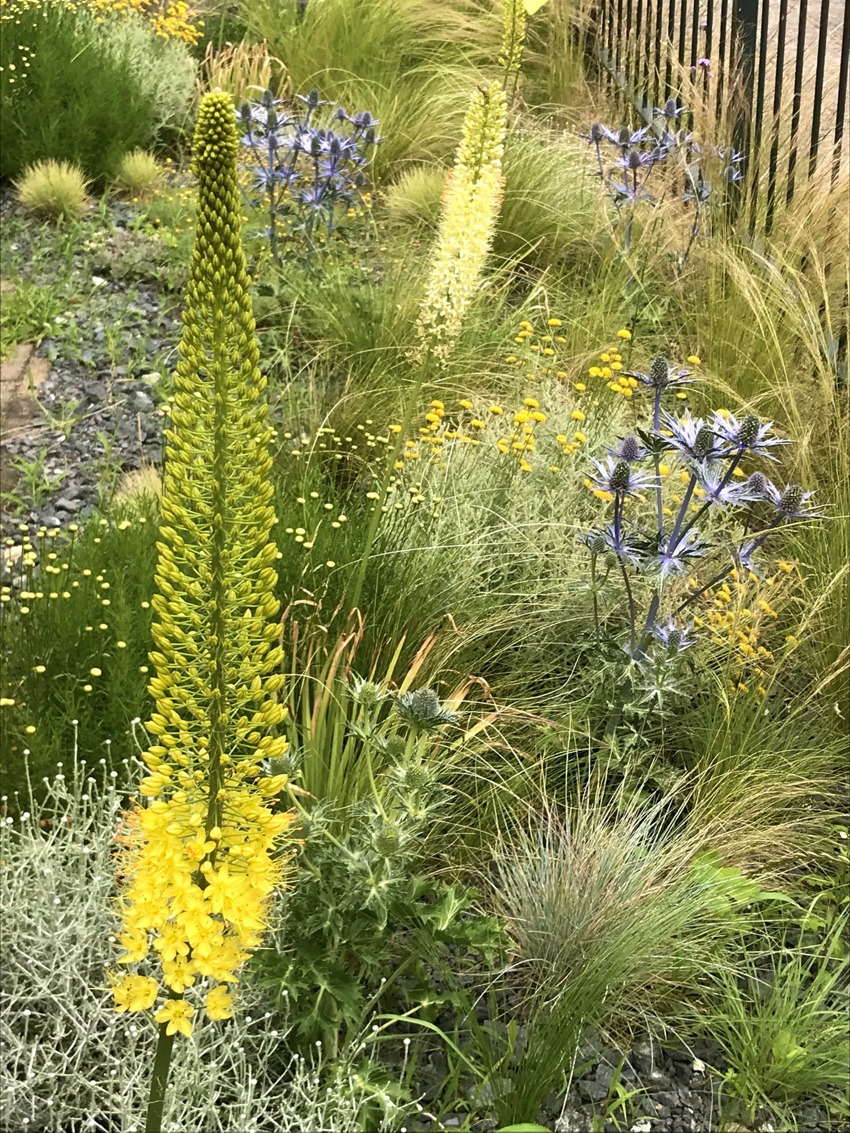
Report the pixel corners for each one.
[694,426,716,459]
[746,471,767,496]
[149,91,286,821]
[779,483,804,515]
[609,459,633,493]
[649,354,669,388]
[738,413,761,448]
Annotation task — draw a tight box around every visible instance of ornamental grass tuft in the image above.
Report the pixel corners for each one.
[108,91,297,1129]
[15,159,90,219]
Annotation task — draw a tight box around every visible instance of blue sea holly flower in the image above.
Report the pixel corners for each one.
[651,617,696,654]
[760,480,821,520]
[710,411,789,460]
[629,354,696,391]
[586,123,620,145]
[608,434,647,463]
[657,410,727,463]
[590,456,655,497]
[694,462,750,507]
[657,98,684,120]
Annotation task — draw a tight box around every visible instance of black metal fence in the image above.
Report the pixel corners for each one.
[586,0,850,233]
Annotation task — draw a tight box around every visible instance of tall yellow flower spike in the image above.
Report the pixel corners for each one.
[413,81,507,366]
[110,93,295,1034]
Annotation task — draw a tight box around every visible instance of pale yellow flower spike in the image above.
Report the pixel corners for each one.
[413,81,507,366]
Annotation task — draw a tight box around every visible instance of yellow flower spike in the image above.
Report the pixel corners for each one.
[110,94,296,1049]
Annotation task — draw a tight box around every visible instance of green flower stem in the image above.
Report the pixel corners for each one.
[145,1017,176,1133]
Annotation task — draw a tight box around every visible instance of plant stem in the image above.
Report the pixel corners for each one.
[590,552,601,639]
[145,1021,176,1133]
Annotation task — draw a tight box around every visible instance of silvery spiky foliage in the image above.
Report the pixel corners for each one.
[0,757,411,1132]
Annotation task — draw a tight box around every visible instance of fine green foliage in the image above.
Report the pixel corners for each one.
[15,159,90,219]
[0,514,158,803]
[115,149,163,196]
[701,917,850,1128]
[472,788,764,1125]
[0,279,63,356]
[386,127,605,269]
[0,2,194,181]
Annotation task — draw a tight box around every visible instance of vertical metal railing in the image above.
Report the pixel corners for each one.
[585,0,850,235]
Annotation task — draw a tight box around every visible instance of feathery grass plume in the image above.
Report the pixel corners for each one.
[499,0,526,98]
[413,80,507,366]
[108,91,296,1127]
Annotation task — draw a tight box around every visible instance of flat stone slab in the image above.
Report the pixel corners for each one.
[0,342,50,442]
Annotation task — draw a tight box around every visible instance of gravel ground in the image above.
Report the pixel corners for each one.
[1,190,181,541]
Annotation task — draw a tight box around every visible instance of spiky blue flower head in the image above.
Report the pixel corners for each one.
[651,617,696,654]
[760,480,821,520]
[630,356,695,392]
[710,411,789,461]
[657,410,727,463]
[608,434,647,463]
[590,455,655,496]
[694,463,751,507]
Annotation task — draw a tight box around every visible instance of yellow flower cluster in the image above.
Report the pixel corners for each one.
[0,0,201,42]
[504,317,592,395]
[112,779,293,1030]
[414,81,507,365]
[692,563,800,695]
[90,0,201,42]
[110,95,295,1035]
[404,394,590,475]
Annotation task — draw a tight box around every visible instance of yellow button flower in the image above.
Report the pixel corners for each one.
[617,327,632,340]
